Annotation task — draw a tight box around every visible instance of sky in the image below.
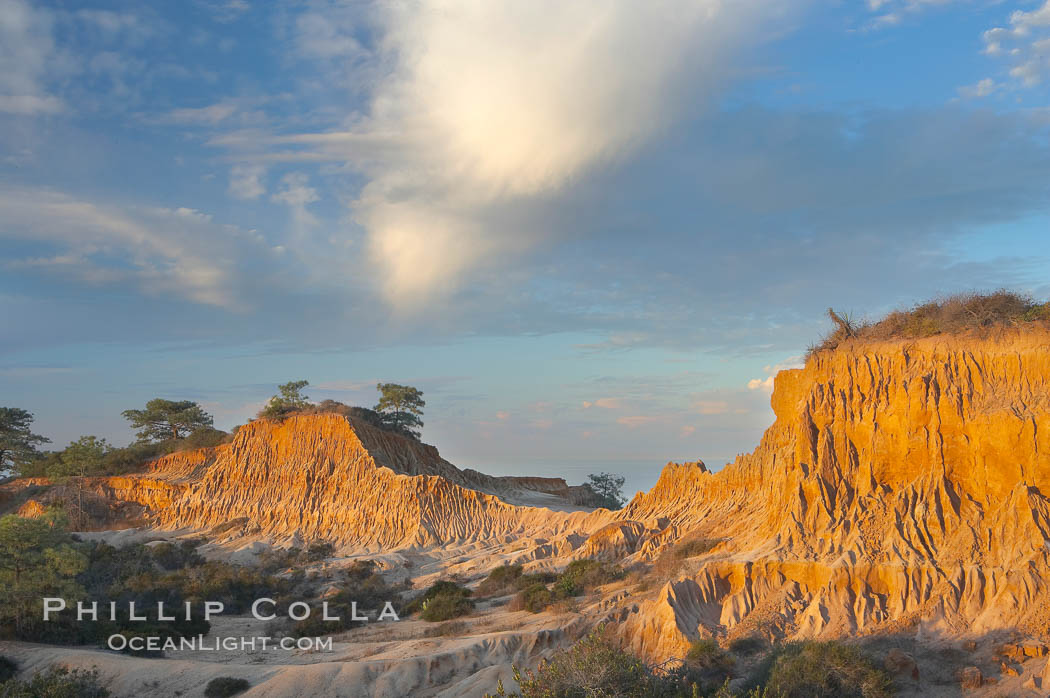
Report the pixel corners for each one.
[2,0,1050,497]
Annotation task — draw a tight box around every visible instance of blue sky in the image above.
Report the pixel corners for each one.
[3,0,1050,496]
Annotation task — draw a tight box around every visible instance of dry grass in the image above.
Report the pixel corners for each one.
[808,290,1050,359]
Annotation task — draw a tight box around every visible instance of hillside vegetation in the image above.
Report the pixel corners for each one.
[810,290,1050,357]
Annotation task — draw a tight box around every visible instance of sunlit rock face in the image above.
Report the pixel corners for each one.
[94,414,609,549]
[620,331,1050,658]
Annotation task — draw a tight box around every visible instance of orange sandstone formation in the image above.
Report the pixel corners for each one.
[618,331,1050,658]
[90,415,609,549]
[10,330,1050,668]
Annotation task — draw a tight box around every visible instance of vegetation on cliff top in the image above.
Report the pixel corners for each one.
[256,380,427,440]
[810,290,1050,357]
[583,472,627,509]
[0,407,50,474]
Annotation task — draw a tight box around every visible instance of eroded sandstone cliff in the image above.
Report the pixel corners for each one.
[86,415,609,549]
[618,331,1050,658]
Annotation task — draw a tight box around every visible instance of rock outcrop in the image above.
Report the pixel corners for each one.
[80,415,609,549]
[620,331,1050,658]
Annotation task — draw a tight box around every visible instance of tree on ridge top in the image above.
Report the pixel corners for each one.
[0,407,50,474]
[375,383,425,440]
[122,399,214,443]
[258,380,312,420]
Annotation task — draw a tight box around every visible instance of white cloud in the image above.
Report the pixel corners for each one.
[294,10,368,60]
[747,376,775,392]
[0,94,63,115]
[229,164,266,200]
[271,172,320,228]
[747,355,803,393]
[0,0,64,115]
[242,1,785,308]
[958,77,997,98]
[976,1,1050,90]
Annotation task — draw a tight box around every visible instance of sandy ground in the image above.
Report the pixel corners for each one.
[1,599,593,698]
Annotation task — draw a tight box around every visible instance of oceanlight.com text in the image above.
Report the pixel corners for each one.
[106,634,335,653]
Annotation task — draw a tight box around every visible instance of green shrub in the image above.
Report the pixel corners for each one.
[404,580,473,617]
[687,639,733,668]
[0,667,109,697]
[178,427,230,451]
[514,583,553,613]
[728,634,767,656]
[148,540,205,571]
[552,559,623,598]
[508,560,622,614]
[401,580,473,622]
[479,564,525,596]
[420,593,474,622]
[303,541,335,562]
[761,641,893,698]
[291,565,400,637]
[809,290,1050,357]
[0,656,16,683]
[204,676,250,697]
[492,628,701,698]
[685,638,735,687]
[515,572,556,589]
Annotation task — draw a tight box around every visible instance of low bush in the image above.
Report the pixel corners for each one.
[809,290,1050,357]
[403,580,474,622]
[147,540,206,571]
[290,560,401,637]
[759,641,893,698]
[421,594,474,622]
[728,634,767,656]
[685,638,735,689]
[553,559,624,597]
[0,667,109,697]
[0,656,16,683]
[491,628,707,698]
[479,564,525,596]
[204,676,251,697]
[512,583,553,613]
[21,430,232,479]
[510,559,623,614]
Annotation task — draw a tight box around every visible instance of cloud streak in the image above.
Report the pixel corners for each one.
[0,187,273,309]
[0,0,64,115]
